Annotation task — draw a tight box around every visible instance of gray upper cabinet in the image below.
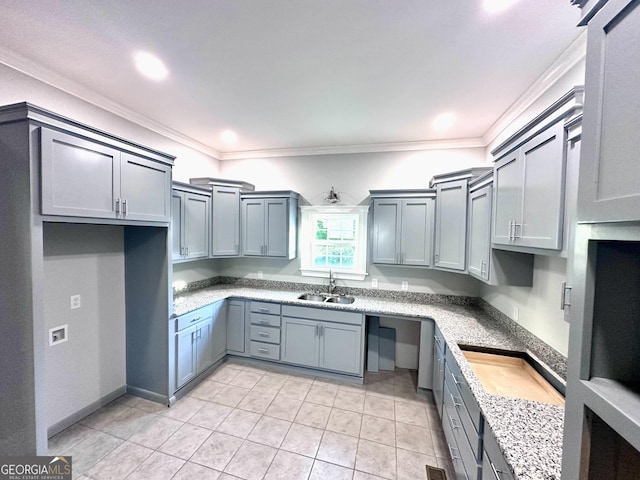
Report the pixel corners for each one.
[41,127,172,222]
[171,182,210,262]
[468,173,534,287]
[577,0,640,223]
[241,191,299,259]
[211,186,240,256]
[491,88,584,253]
[370,190,435,267]
[431,168,491,272]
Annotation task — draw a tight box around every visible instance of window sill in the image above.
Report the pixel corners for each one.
[299,269,368,282]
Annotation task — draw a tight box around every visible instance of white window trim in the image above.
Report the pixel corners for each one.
[299,205,369,281]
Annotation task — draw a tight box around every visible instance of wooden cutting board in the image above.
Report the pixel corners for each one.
[462,350,565,406]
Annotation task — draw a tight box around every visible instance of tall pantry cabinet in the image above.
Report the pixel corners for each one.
[563,1,640,478]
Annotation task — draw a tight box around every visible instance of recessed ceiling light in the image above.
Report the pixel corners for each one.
[133,51,168,81]
[483,0,519,14]
[432,112,456,131]
[220,130,238,144]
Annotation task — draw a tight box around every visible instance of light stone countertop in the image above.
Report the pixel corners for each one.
[173,285,564,480]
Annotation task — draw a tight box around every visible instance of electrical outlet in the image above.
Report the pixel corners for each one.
[257,271,263,279]
[371,278,378,288]
[70,294,81,310]
[513,306,519,321]
[401,281,409,291]
[49,325,68,346]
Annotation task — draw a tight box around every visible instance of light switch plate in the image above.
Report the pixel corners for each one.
[257,271,263,279]
[371,278,378,288]
[513,306,519,321]
[70,294,81,310]
[401,281,409,291]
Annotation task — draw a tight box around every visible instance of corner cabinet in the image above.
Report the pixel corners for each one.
[467,172,534,286]
[171,182,210,262]
[41,127,172,222]
[431,167,492,272]
[491,87,584,254]
[370,190,435,267]
[241,191,299,259]
[189,178,257,257]
[281,305,364,377]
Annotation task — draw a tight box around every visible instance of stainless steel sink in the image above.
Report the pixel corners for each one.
[325,296,355,304]
[297,293,355,304]
[298,293,328,302]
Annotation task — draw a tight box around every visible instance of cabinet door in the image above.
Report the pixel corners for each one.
[493,152,522,246]
[578,0,640,222]
[281,317,319,368]
[120,152,172,222]
[226,300,246,354]
[176,327,196,388]
[468,185,492,281]
[171,191,184,261]
[434,180,468,271]
[211,302,227,362]
[371,199,401,264]
[432,344,445,419]
[319,322,362,375]
[401,198,434,266]
[211,186,240,256]
[195,318,214,374]
[40,128,120,219]
[184,193,210,259]
[265,198,288,257]
[518,123,565,249]
[242,199,265,256]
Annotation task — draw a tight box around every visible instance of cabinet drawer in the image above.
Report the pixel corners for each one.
[446,348,483,434]
[443,403,480,480]
[250,301,281,315]
[250,312,281,327]
[445,368,482,460]
[282,305,363,326]
[483,422,514,480]
[175,306,212,332]
[250,341,280,361]
[441,405,469,480]
[250,325,281,345]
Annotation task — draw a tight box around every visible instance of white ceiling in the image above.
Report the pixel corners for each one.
[0,1,583,157]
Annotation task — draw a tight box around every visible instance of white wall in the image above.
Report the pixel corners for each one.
[43,223,126,428]
[0,64,220,181]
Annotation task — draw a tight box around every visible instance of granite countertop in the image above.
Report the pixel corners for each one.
[173,285,564,480]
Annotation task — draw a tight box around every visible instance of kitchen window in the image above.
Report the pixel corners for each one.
[299,205,369,280]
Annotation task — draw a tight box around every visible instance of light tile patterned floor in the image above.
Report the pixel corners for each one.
[49,359,455,479]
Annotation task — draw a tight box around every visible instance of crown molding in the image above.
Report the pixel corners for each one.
[218,137,486,160]
[0,46,223,160]
[482,30,587,147]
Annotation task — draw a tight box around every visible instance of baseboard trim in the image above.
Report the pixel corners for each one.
[125,386,170,406]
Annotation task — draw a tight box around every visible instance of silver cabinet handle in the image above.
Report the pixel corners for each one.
[449,415,461,430]
[448,445,461,462]
[115,198,121,215]
[259,308,270,313]
[490,461,504,479]
[508,220,513,241]
[320,324,324,336]
[122,199,127,216]
[513,222,521,240]
[433,334,442,349]
[258,319,270,325]
[561,282,572,310]
[190,316,202,323]
[315,324,319,336]
[258,348,269,354]
[449,371,461,386]
[258,331,269,337]
[450,393,463,409]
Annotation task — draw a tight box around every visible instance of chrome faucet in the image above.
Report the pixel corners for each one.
[328,270,336,295]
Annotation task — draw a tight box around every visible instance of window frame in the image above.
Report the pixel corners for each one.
[299,205,369,281]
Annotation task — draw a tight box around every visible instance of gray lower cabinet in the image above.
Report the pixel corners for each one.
[248,301,282,361]
[491,88,584,253]
[241,191,299,259]
[175,310,215,389]
[431,168,492,272]
[482,424,514,480]
[432,327,445,419]
[40,127,172,222]
[226,300,246,355]
[281,305,364,376]
[370,190,435,267]
[171,182,210,262]
[577,0,640,223]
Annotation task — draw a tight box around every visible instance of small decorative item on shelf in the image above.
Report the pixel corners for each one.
[325,186,339,204]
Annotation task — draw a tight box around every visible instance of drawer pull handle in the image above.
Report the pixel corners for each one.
[258,331,270,337]
[258,308,270,313]
[259,319,270,324]
[190,316,202,323]
[449,372,461,387]
[258,348,270,354]
[450,393,463,408]
[490,461,504,479]
[449,415,461,430]
[447,445,461,462]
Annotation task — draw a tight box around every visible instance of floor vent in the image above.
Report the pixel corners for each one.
[425,465,447,480]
